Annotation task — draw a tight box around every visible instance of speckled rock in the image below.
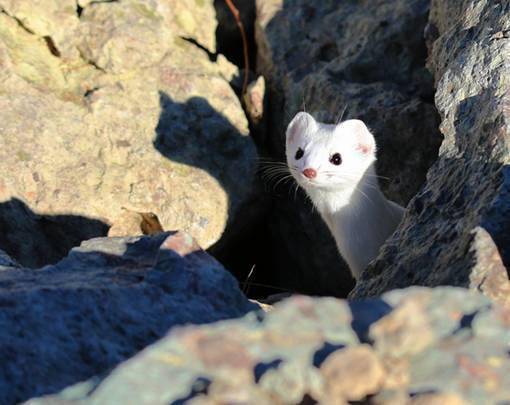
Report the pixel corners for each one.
[254,0,442,296]
[0,0,257,268]
[351,0,510,298]
[320,345,385,401]
[0,231,256,404]
[28,287,510,404]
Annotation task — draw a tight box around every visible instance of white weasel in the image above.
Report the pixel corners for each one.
[285,112,404,280]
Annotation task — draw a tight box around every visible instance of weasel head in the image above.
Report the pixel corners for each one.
[285,112,377,192]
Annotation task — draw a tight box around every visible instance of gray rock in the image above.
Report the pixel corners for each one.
[0,231,257,404]
[254,0,442,296]
[351,0,510,298]
[28,287,510,404]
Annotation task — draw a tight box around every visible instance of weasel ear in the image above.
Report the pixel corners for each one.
[286,112,316,143]
[339,119,376,156]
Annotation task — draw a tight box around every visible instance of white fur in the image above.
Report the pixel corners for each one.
[285,112,404,280]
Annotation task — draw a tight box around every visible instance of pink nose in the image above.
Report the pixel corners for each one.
[303,168,317,179]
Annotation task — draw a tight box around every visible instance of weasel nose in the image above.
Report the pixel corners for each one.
[303,168,317,179]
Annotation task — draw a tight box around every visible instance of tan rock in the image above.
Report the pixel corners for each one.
[0,0,81,59]
[369,298,435,358]
[320,345,385,401]
[0,0,257,267]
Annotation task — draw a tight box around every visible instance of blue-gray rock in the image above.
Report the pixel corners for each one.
[351,0,510,298]
[0,231,257,404]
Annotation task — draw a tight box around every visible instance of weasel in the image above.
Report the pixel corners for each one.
[285,112,404,280]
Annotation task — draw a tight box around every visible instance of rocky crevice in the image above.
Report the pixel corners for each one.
[247,0,443,298]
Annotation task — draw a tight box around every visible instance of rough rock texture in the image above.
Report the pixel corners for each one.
[29,287,510,404]
[254,0,442,296]
[352,0,510,297]
[0,0,257,268]
[0,231,257,404]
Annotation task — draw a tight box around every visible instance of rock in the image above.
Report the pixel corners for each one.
[351,0,510,298]
[0,0,81,60]
[369,297,435,358]
[320,345,386,401]
[469,227,510,308]
[0,231,257,404]
[254,0,442,296]
[27,287,510,404]
[0,0,258,268]
[243,75,266,125]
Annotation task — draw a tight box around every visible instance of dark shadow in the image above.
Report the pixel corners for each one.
[154,92,353,299]
[0,198,109,268]
[153,92,273,295]
[172,377,211,405]
[214,0,257,71]
[253,358,283,383]
[348,299,393,343]
[312,342,345,368]
[0,232,256,404]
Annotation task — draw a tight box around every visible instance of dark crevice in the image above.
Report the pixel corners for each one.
[180,37,217,62]
[76,0,119,18]
[349,300,393,343]
[89,0,119,4]
[1,9,62,58]
[84,87,101,98]
[312,342,345,368]
[253,358,283,383]
[78,49,107,72]
[214,0,257,71]
[1,9,35,35]
[43,36,61,57]
[171,377,211,405]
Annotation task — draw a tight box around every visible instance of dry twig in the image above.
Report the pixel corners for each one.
[224,0,250,97]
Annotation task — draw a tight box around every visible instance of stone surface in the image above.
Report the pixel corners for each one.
[254,0,442,296]
[28,287,510,404]
[0,231,256,404]
[0,0,257,268]
[320,345,385,401]
[351,0,510,298]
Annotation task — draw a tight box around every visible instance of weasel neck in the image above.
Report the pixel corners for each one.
[309,166,386,217]
[304,165,403,280]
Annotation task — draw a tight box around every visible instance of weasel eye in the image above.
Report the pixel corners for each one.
[295,148,304,160]
[329,153,342,165]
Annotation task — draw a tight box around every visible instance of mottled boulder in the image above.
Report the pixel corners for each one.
[254,0,442,296]
[29,287,510,404]
[352,0,510,298]
[0,0,257,268]
[0,232,256,404]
